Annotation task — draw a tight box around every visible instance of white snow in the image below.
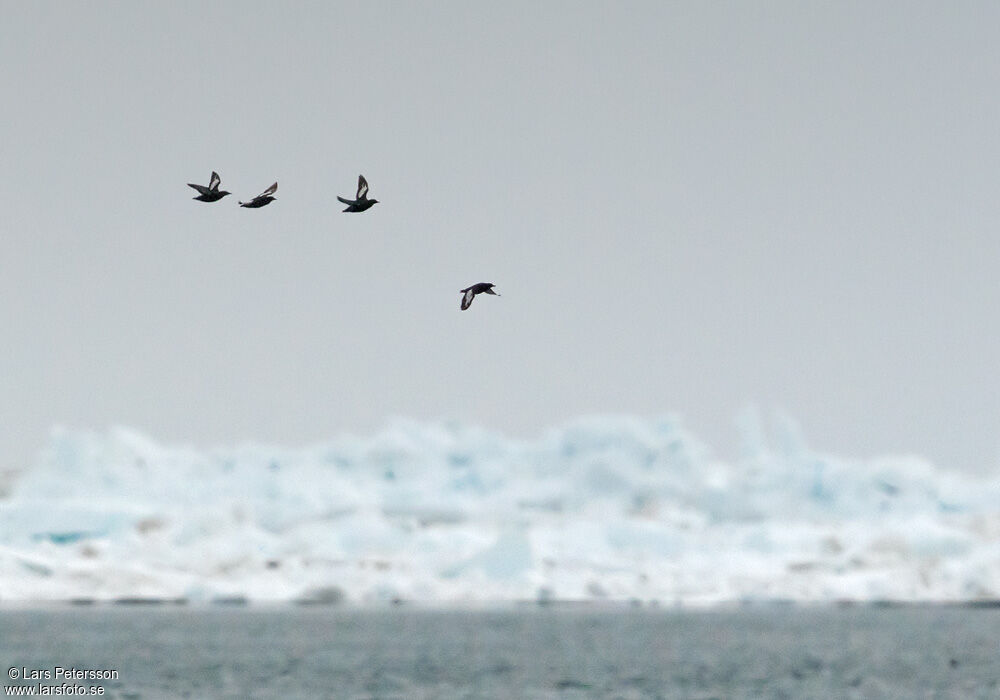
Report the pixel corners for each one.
[2,414,999,605]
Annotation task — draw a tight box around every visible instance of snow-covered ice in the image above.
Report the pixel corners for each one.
[2,414,999,604]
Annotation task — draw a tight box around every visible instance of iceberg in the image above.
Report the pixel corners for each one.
[1,415,998,605]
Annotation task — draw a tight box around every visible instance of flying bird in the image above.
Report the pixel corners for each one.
[460,283,500,310]
[337,175,378,212]
[239,182,277,208]
[187,171,230,202]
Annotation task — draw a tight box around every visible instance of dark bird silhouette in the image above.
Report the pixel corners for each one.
[460,283,500,310]
[239,182,277,208]
[337,175,378,212]
[187,171,230,202]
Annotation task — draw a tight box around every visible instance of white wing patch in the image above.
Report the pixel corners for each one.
[461,288,475,310]
[357,175,369,200]
[209,171,221,191]
[261,182,277,197]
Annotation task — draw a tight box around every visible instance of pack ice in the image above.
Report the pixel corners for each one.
[1,414,998,605]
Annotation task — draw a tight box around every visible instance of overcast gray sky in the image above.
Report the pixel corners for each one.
[2,1,999,472]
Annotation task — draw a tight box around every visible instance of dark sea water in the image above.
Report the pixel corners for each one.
[1,605,997,699]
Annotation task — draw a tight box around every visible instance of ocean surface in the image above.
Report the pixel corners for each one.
[1,605,998,699]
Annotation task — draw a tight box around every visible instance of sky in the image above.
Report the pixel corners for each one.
[2,1,999,473]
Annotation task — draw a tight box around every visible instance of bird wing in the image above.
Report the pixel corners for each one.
[209,171,221,191]
[259,182,277,198]
[356,175,369,200]
[337,196,354,205]
[188,183,212,195]
[461,288,476,310]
